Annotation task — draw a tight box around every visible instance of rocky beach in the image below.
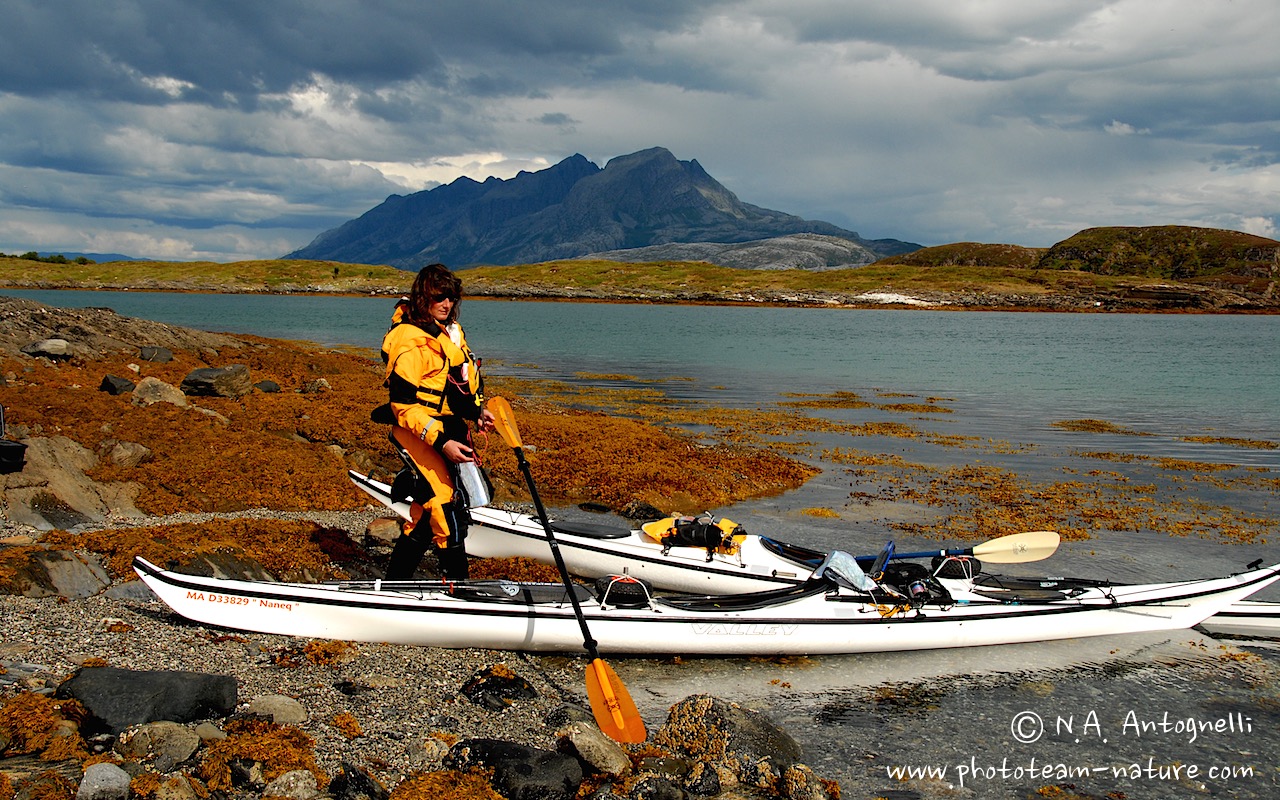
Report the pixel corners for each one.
[0,295,843,800]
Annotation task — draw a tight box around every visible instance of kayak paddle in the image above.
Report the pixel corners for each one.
[858,530,1061,565]
[488,397,647,744]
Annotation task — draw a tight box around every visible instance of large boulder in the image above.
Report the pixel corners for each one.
[180,365,252,398]
[0,436,144,529]
[131,377,189,408]
[0,549,111,598]
[654,694,805,791]
[445,738,583,800]
[57,667,238,734]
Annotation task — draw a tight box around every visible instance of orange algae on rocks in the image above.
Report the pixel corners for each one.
[468,556,561,583]
[39,519,351,581]
[0,693,89,762]
[128,773,162,799]
[6,771,74,800]
[389,769,502,800]
[199,717,326,791]
[331,713,362,739]
[479,401,818,510]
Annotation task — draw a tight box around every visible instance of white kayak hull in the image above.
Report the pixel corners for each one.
[1197,600,1280,638]
[132,556,1280,656]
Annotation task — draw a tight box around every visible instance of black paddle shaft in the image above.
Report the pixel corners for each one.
[513,448,602,660]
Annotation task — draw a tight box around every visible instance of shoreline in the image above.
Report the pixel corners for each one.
[3,281,1279,314]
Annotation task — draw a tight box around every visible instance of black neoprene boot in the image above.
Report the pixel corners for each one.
[435,545,470,581]
[384,530,431,581]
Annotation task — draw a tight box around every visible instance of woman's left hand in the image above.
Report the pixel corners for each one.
[441,439,475,463]
[478,406,497,433]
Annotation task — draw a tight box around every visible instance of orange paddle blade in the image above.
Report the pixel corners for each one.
[488,396,522,448]
[585,658,646,743]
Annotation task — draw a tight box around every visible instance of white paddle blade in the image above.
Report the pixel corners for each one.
[971,530,1060,563]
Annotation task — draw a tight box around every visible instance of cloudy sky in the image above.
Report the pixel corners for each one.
[2,0,1276,262]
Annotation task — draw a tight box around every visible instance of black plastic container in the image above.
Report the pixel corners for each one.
[0,405,27,474]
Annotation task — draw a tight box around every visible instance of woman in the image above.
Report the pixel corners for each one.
[379,263,495,581]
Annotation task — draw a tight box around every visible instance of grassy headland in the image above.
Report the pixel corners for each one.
[3,223,1277,311]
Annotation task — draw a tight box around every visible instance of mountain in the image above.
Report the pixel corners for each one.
[285,147,919,269]
[579,233,886,270]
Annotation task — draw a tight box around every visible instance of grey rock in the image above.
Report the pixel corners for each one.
[153,775,199,800]
[246,694,308,725]
[3,549,111,598]
[545,702,595,728]
[263,769,320,800]
[180,551,275,581]
[193,721,226,741]
[21,338,71,359]
[103,579,155,601]
[189,406,230,425]
[301,378,330,394]
[57,667,238,734]
[254,380,281,393]
[180,364,251,398]
[364,517,400,547]
[561,722,631,776]
[104,441,151,469]
[139,346,173,363]
[683,761,721,796]
[131,377,189,408]
[76,762,131,800]
[629,776,685,800]
[116,720,201,772]
[1,435,144,530]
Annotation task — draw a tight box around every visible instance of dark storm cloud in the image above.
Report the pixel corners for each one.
[0,0,1276,260]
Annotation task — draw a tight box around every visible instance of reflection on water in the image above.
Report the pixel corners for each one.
[602,631,1280,797]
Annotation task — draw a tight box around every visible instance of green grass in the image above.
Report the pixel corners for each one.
[3,221,1275,301]
[0,256,412,293]
[461,258,1127,297]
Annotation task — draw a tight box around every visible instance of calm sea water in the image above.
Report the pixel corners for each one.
[6,289,1278,445]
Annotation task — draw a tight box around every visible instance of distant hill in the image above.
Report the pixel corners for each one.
[40,252,150,262]
[874,242,1046,269]
[0,251,146,263]
[285,147,920,269]
[1037,226,1279,280]
[877,227,1280,283]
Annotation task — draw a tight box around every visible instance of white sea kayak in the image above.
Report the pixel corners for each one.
[132,552,1280,656]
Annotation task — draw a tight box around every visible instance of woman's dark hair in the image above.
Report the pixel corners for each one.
[404,263,462,325]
